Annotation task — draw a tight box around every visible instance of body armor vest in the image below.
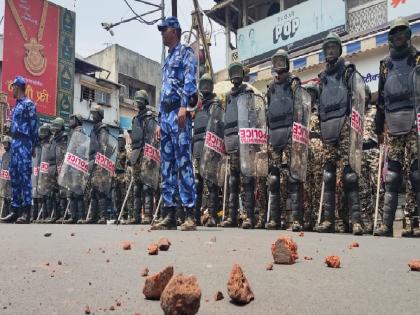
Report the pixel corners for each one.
[115,150,126,173]
[131,115,145,150]
[267,80,294,150]
[89,122,108,160]
[193,97,217,158]
[384,55,415,135]
[319,62,349,143]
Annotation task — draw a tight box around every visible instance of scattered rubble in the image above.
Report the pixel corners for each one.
[84,305,91,314]
[304,256,313,261]
[227,264,254,305]
[143,266,174,300]
[325,256,341,268]
[121,241,132,250]
[408,260,420,271]
[157,238,171,251]
[266,263,273,271]
[271,236,299,264]
[160,274,201,315]
[43,232,52,237]
[214,291,224,301]
[148,244,159,255]
[141,267,149,277]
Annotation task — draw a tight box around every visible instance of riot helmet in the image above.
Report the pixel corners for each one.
[228,62,244,86]
[135,90,149,111]
[388,17,411,50]
[271,49,290,73]
[90,105,104,123]
[199,73,214,96]
[322,32,342,64]
[117,134,126,150]
[69,113,83,129]
[51,117,65,135]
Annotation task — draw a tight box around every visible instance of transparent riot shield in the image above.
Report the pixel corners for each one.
[199,105,227,186]
[0,152,11,198]
[290,87,312,182]
[58,131,90,195]
[413,66,420,168]
[31,146,41,198]
[37,143,56,196]
[238,93,268,177]
[139,118,160,190]
[91,134,118,195]
[349,71,366,176]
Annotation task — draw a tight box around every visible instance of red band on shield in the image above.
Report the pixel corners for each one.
[95,152,115,173]
[40,162,49,174]
[417,113,420,136]
[0,169,10,180]
[33,167,39,176]
[351,109,363,135]
[292,122,309,145]
[239,128,267,145]
[144,143,160,163]
[204,131,225,155]
[64,152,89,174]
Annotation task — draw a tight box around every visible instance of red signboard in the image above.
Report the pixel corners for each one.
[239,128,268,145]
[64,152,89,174]
[351,108,363,135]
[2,0,60,116]
[95,152,115,174]
[292,122,309,145]
[204,131,225,155]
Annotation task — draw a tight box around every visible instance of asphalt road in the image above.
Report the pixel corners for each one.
[0,224,419,315]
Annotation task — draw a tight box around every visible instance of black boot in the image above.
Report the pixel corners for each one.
[343,169,363,235]
[142,187,153,225]
[290,180,304,232]
[31,199,39,223]
[0,206,19,223]
[194,175,203,225]
[181,207,197,231]
[221,173,239,228]
[83,198,98,224]
[318,166,336,233]
[242,178,255,229]
[16,205,31,224]
[266,169,281,229]
[97,198,108,224]
[205,182,219,227]
[151,207,177,230]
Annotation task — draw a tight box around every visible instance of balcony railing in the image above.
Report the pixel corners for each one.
[347,0,387,34]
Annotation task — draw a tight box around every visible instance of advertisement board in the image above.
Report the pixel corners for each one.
[1,0,75,120]
[388,0,419,21]
[237,0,346,64]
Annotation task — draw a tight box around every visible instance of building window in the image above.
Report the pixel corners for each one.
[95,90,111,106]
[81,85,95,101]
[128,85,136,100]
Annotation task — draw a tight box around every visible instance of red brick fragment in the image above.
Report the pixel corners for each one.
[304,256,313,260]
[143,266,174,300]
[408,259,420,271]
[141,267,149,277]
[157,238,171,251]
[227,264,254,305]
[148,244,159,255]
[214,291,224,301]
[325,256,341,268]
[84,305,91,314]
[271,236,299,264]
[266,263,273,270]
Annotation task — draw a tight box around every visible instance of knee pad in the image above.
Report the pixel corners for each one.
[410,168,420,193]
[287,177,301,193]
[242,176,254,186]
[325,161,337,173]
[385,160,403,193]
[134,184,142,198]
[268,168,280,193]
[323,169,336,191]
[195,177,204,192]
[343,171,358,192]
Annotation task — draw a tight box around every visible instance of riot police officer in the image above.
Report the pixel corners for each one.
[0,136,12,219]
[63,114,87,224]
[115,134,133,223]
[264,49,304,231]
[374,17,420,237]
[317,32,364,235]
[193,73,223,227]
[85,105,113,224]
[131,90,157,225]
[221,62,256,229]
[48,117,68,223]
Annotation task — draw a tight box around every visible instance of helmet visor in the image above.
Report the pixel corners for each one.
[272,55,287,71]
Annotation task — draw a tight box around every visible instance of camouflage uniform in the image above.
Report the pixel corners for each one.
[359,104,383,233]
[115,145,130,222]
[303,110,323,230]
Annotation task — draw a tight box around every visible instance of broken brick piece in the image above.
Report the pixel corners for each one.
[325,256,341,268]
[160,274,201,315]
[214,291,224,301]
[121,241,132,250]
[148,244,159,255]
[271,236,299,264]
[141,267,149,277]
[266,263,273,271]
[299,232,304,237]
[350,242,359,248]
[157,238,171,251]
[84,305,91,314]
[408,259,420,271]
[227,264,254,305]
[143,266,174,300]
[304,256,313,260]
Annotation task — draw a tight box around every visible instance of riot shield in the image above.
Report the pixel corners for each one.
[37,143,56,196]
[413,66,420,168]
[91,134,117,195]
[349,71,366,176]
[238,93,268,177]
[289,86,311,182]
[58,131,90,195]
[139,118,160,190]
[0,152,11,198]
[199,105,227,186]
[31,146,41,198]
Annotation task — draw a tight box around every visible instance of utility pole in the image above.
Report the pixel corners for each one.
[192,0,214,79]
[161,0,166,65]
[171,0,177,17]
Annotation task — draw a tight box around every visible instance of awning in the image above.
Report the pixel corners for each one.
[205,0,239,32]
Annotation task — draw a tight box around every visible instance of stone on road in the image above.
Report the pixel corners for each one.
[0,225,419,314]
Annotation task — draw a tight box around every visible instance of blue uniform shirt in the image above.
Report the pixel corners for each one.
[160,42,197,111]
[11,97,39,148]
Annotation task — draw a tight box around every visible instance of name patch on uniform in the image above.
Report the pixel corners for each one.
[40,162,49,174]
[144,143,160,163]
[239,128,267,145]
[292,122,309,145]
[64,152,89,174]
[351,109,363,135]
[204,131,225,155]
[33,167,39,177]
[0,170,10,180]
[95,152,115,174]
